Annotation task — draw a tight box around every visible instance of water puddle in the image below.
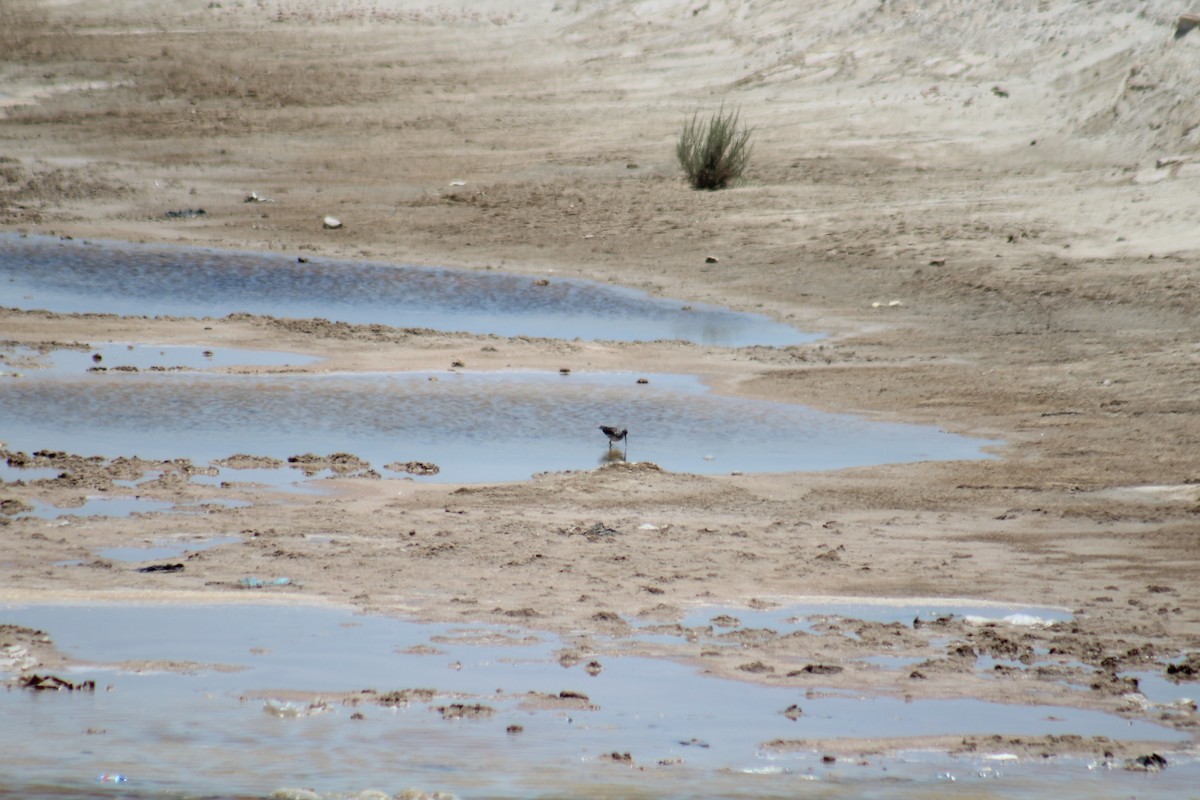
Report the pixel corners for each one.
[190,466,328,494]
[11,496,251,522]
[0,463,60,484]
[24,343,319,375]
[1124,672,1198,705]
[17,496,177,520]
[668,600,1072,634]
[628,600,1081,679]
[0,370,998,484]
[95,534,243,563]
[0,234,813,346]
[855,654,927,670]
[0,602,1192,800]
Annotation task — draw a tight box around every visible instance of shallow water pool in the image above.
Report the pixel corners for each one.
[668,600,1073,634]
[0,234,813,346]
[16,496,177,520]
[96,534,244,563]
[0,602,1193,800]
[0,369,997,483]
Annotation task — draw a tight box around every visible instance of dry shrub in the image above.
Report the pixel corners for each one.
[676,105,753,190]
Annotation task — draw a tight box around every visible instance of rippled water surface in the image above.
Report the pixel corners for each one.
[0,369,997,483]
[0,234,813,346]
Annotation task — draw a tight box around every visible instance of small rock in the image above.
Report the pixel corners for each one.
[705,255,719,264]
[323,215,342,229]
[1175,14,1200,38]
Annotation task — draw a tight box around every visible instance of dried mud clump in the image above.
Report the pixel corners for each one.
[21,674,95,692]
[559,521,620,541]
[386,461,440,476]
[0,498,33,516]
[789,664,844,676]
[518,690,597,711]
[287,452,373,476]
[214,454,285,469]
[376,688,437,707]
[597,461,661,474]
[434,703,494,720]
[260,316,439,342]
[1166,653,1200,680]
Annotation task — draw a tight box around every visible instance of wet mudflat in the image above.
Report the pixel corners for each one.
[4,1,1200,798]
[0,234,812,346]
[1,601,1194,800]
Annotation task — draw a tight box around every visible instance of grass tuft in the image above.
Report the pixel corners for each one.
[676,105,753,190]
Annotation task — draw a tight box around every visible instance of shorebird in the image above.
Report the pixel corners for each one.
[599,425,628,449]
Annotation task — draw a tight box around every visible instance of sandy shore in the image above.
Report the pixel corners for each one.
[2,0,1199,759]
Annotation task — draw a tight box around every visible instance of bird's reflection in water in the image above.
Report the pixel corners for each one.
[598,447,627,466]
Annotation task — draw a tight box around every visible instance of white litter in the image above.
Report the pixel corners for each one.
[963,613,1055,627]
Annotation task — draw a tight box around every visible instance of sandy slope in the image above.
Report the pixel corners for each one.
[1,0,1199,756]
